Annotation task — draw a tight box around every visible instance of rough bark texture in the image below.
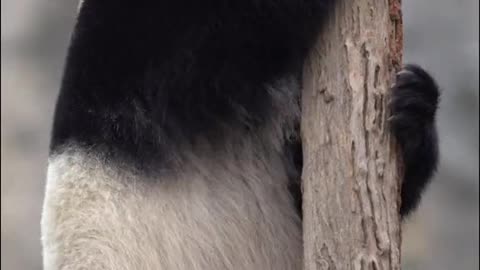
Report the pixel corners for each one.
[301,0,403,269]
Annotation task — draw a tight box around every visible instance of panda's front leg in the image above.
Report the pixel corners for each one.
[389,64,440,218]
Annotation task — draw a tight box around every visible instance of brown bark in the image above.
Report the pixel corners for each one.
[301,0,403,269]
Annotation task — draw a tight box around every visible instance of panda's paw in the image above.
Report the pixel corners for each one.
[389,64,439,144]
[389,64,440,217]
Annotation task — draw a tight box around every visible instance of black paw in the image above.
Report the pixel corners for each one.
[389,64,440,217]
[389,64,439,144]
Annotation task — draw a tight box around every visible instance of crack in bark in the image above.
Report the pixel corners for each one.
[302,0,403,269]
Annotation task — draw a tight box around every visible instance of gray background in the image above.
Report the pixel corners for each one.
[1,0,478,269]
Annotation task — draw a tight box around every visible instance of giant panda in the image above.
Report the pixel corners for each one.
[41,0,440,269]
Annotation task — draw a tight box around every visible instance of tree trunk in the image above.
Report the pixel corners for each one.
[301,0,403,269]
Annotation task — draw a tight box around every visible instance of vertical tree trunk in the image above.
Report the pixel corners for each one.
[301,0,403,269]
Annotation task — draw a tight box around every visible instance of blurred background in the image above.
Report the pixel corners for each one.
[1,0,478,269]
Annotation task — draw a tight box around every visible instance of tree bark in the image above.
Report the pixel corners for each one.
[301,0,403,269]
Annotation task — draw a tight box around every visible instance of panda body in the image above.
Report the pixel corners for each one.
[41,0,440,269]
[42,42,305,268]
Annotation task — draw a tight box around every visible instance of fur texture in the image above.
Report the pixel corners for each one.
[42,145,302,270]
[42,77,303,269]
[42,0,439,269]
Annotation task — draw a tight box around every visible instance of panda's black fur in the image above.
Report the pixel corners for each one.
[42,0,439,269]
[51,0,328,169]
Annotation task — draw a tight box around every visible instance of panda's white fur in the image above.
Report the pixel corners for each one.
[41,80,303,270]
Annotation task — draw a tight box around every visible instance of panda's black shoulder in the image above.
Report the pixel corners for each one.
[50,0,329,169]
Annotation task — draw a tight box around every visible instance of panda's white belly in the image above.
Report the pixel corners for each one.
[41,148,302,270]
